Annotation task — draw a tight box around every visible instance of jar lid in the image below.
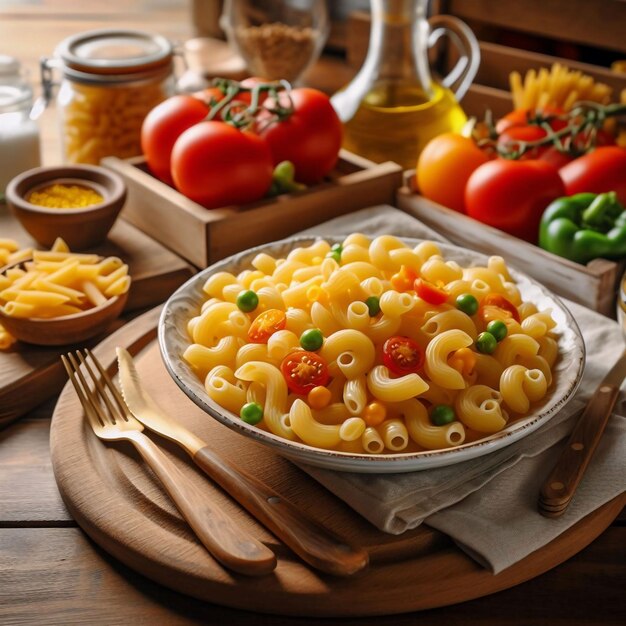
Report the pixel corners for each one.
[0,84,32,113]
[55,29,173,76]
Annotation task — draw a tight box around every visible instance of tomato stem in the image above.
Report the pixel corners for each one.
[205,78,295,131]
[476,101,626,160]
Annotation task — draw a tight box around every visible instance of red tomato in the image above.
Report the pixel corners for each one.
[414,278,449,305]
[537,130,616,169]
[497,125,549,160]
[193,86,225,107]
[465,159,565,242]
[495,107,567,135]
[141,95,209,185]
[382,336,425,375]
[281,351,330,394]
[248,309,287,343]
[481,294,520,323]
[171,121,273,209]
[559,146,626,205]
[259,88,343,184]
[538,146,576,169]
[416,133,489,213]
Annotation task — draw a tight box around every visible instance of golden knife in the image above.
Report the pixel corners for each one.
[539,349,626,517]
[116,347,369,576]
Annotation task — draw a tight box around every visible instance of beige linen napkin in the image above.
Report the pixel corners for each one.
[296,205,626,573]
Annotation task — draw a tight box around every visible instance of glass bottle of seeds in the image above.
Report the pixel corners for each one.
[42,29,175,164]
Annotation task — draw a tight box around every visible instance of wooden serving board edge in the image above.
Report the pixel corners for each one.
[49,306,626,617]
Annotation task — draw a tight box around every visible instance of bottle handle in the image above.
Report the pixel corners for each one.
[427,15,480,101]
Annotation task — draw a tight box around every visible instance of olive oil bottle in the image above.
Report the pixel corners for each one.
[341,80,467,169]
[331,0,479,169]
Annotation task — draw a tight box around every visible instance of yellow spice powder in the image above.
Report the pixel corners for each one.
[28,183,104,209]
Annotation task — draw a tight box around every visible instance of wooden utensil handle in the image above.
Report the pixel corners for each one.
[194,446,369,576]
[129,433,276,576]
[539,383,620,517]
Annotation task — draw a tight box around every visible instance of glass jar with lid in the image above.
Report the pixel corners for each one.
[0,55,41,193]
[41,29,175,164]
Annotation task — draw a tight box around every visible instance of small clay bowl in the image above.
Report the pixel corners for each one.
[0,255,129,346]
[5,165,127,250]
[0,282,128,347]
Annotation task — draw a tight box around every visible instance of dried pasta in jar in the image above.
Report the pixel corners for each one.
[45,29,175,164]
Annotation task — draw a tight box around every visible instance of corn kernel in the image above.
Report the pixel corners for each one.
[363,401,387,427]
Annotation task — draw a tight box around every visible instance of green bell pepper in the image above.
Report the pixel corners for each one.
[539,192,626,264]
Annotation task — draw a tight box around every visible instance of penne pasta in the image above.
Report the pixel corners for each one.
[0,238,131,348]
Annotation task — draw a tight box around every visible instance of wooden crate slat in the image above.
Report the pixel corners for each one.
[473,41,626,95]
[447,0,626,55]
[104,152,403,268]
[396,187,623,316]
[461,83,512,119]
[207,161,403,262]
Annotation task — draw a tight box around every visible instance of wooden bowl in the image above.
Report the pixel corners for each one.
[0,289,128,346]
[5,165,127,250]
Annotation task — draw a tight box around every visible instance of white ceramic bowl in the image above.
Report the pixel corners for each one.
[159,236,585,473]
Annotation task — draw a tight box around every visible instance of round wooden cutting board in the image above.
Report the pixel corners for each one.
[49,307,625,618]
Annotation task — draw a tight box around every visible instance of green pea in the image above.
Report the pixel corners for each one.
[487,319,508,342]
[476,331,497,354]
[236,289,259,312]
[365,295,381,317]
[240,402,263,425]
[300,328,324,351]
[331,243,343,253]
[431,405,456,426]
[326,249,341,263]
[455,293,478,316]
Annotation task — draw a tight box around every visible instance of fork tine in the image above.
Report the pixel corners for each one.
[62,353,104,430]
[75,350,123,426]
[68,351,115,429]
[85,348,129,419]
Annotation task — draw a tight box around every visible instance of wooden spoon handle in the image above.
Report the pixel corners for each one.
[539,382,620,517]
[194,446,369,576]
[130,433,276,576]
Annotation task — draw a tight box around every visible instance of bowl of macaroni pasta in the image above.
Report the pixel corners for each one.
[159,234,585,472]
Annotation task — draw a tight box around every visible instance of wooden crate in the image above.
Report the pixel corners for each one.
[396,178,624,317]
[103,151,403,268]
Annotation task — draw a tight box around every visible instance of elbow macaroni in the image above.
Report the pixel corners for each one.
[182,236,560,453]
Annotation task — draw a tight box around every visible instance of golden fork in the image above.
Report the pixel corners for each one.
[61,349,277,576]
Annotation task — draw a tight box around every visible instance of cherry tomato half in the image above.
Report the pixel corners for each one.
[281,351,330,394]
[481,294,520,323]
[248,309,286,343]
[382,336,425,376]
[414,278,449,305]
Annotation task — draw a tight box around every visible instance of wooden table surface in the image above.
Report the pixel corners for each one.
[0,2,624,625]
